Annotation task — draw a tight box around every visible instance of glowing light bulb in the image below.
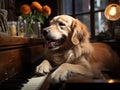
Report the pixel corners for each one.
[109,6,117,16]
[108,79,114,83]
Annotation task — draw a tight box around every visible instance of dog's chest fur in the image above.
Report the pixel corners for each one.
[46,50,74,66]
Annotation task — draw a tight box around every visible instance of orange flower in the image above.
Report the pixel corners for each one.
[20,1,51,25]
[42,5,51,16]
[31,1,42,12]
[20,4,31,15]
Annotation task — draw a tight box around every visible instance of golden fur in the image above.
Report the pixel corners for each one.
[36,15,120,83]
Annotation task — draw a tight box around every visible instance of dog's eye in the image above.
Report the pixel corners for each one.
[59,22,65,26]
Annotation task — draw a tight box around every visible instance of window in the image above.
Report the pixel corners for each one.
[58,0,109,38]
[94,0,108,35]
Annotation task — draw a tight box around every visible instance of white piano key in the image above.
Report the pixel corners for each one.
[21,75,48,90]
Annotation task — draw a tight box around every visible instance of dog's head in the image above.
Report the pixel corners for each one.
[42,15,90,50]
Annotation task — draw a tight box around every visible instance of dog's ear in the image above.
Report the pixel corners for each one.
[71,19,89,45]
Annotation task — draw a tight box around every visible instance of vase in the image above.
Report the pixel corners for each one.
[24,21,42,38]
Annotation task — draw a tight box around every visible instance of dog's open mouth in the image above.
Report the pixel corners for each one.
[44,36,66,49]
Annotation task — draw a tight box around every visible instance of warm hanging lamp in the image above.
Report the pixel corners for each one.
[104,3,120,21]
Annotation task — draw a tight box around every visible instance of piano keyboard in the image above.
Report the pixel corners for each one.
[21,75,48,90]
[0,70,49,90]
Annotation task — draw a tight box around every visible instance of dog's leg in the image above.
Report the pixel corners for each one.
[51,62,93,83]
[36,60,53,75]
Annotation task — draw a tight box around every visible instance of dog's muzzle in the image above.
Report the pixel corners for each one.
[42,29,66,49]
[44,36,66,49]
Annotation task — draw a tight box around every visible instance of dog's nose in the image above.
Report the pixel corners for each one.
[42,29,50,36]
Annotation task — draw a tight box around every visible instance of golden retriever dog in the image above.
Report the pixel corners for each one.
[36,15,120,83]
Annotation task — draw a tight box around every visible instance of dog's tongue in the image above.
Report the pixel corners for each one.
[44,41,56,48]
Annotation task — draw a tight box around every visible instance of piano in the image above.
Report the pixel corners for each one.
[0,35,120,90]
[0,35,51,90]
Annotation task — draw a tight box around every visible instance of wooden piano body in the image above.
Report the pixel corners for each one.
[0,35,120,90]
[0,35,45,81]
[0,35,51,90]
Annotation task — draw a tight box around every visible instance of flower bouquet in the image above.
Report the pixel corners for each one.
[20,1,51,38]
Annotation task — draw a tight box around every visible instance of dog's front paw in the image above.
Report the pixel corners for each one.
[36,60,52,75]
[51,63,70,83]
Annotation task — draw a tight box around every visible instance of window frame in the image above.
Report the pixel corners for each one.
[57,0,109,38]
